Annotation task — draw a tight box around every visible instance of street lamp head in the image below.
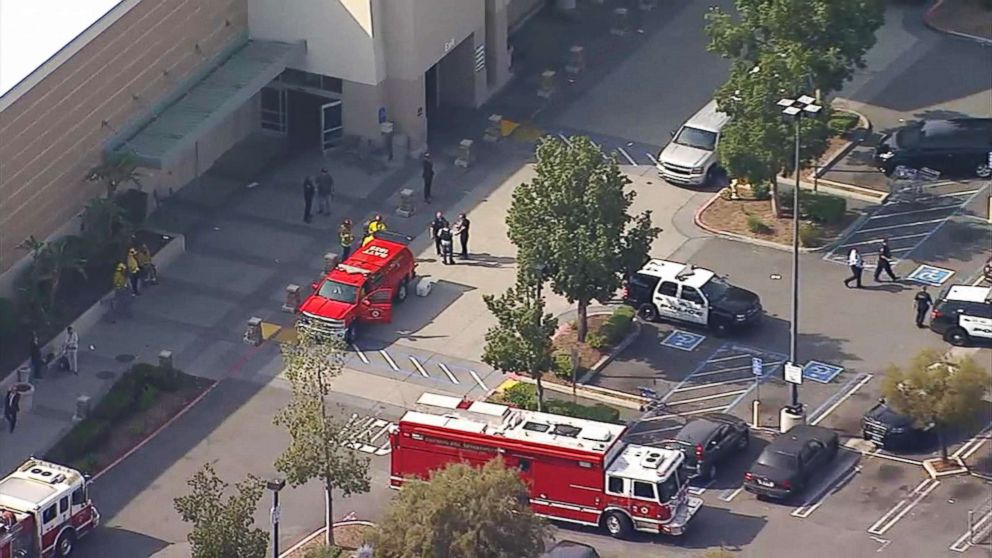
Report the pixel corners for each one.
[266,478,286,492]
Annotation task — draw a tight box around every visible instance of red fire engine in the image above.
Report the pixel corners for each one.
[0,459,100,558]
[389,393,703,539]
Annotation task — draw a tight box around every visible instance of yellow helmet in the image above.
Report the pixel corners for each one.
[116,263,126,271]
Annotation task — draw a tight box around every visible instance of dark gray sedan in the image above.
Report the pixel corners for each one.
[663,413,751,481]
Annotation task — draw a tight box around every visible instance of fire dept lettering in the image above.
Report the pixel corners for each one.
[423,436,498,454]
[363,245,390,258]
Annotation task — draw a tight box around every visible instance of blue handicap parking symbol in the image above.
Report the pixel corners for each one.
[661,330,706,352]
[803,360,844,384]
[907,264,955,287]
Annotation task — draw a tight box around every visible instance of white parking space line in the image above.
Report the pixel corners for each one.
[950,505,992,552]
[836,232,929,248]
[645,152,660,166]
[688,478,714,496]
[616,147,638,166]
[673,378,753,392]
[667,390,748,406]
[719,487,744,502]
[974,274,989,287]
[468,370,487,390]
[646,406,729,422]
[379,350,399,371]
[867,478,940,536]
[557,133,572,146]
[952,421,992,460]
[351,343,369,364]
[437,362,459,384]
[939,188,985,198]
[810,373,873,426]
[409,356,430,378]
[708,354,751,363]
[868,205,961,220]
[688,365,753,378]
[857,217,948,234]
[791,461,860,518]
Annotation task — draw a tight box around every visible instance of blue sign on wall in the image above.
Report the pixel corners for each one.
[661,330,706,352]
[907,264,955,287]
[803,360,844,384]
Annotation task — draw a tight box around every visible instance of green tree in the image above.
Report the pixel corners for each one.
[482,282,558,412]
[705,0,883,210]
[507,136,659,342]
[173,463,269,558]
[17,235,87,311]
[881,349,990,460]
[87,151,144,197]
[274,327,371,547]
[372,459,551,558]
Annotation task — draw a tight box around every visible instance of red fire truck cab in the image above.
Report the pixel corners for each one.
[389,393,703,539]
[0,459,100,558]
[298,231,417,342]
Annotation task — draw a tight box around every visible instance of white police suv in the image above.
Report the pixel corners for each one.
[623,260,763,335]
[929,285,992,346]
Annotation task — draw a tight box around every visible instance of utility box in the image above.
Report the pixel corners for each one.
[565,45,585,77]
[396,188,416,217]
[455,139,474,168]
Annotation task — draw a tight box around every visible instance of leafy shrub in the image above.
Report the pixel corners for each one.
[751,182,771,200]
[131,362,183,392]
[552,353,574,380]
[70,454,101,475]
[828,112,860,136]
[803,193,846,224]
[137,385,160,411]
[302,545,345,558]
[585,332,608,350]
[503,383,539,409]
[746,215,772,235]
[49,419,112,463]
[799,223,822,247]
[598,306,635,345]
[115,189,149,225]
[501,383,622,423]
[92,377,140,421]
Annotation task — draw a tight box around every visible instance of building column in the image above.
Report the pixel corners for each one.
[342,80,389,143]
[386,75,427,157]
[485,0,512,97]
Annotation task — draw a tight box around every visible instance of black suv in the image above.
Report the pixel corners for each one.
[663,414,750,481]
[744,425,838,500]
[874,118,992,178]
[863,399,933,451]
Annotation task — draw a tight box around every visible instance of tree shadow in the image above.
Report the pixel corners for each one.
[74,526,171,558]
[907,218,992,267]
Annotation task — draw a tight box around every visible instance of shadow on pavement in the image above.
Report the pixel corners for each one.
[76,525,171,558]
[360,279,478,350]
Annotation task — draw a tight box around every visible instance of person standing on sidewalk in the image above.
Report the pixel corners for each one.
[438,223,454,265]
[302,177,316,223]
[453,213,470,259]
[914,286,933,328]
[430,212,449,256]
[316,168,335,216]
[62,326,79,375]
[874,238,898,282]
[126,247,141,295]
[29,333,44,380]
[422,152,435,203]
[844,248,864,288]
[4,387,20,433]
[136,242,157,286]
[338,219,355,260]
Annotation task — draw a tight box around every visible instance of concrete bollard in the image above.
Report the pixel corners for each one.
[396,188,416,218]
[283,284,301,313]
[483,114,503,143]
[323,253,340,274]
[611,8,630,36]
[454,139,474,168]
[74,395,92,422]
[244,317,263,346]
[565,45,585,77]
[17,366,31,384]
[158,350,174,370]
[537,70,556,98]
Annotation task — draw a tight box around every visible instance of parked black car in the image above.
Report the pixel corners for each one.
[743,424,838,500]
[863,399,934,451]
[542,541,601,558]
[874,118,992,179]
[663,413,750,481]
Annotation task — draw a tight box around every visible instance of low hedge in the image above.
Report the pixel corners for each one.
[599,306,635,345]
[501,383,621,424]
[778,191,847,224]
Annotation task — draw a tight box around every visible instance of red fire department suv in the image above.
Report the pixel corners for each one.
[298,231,416,342]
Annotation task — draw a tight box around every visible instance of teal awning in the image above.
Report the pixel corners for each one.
[109,39,304,168]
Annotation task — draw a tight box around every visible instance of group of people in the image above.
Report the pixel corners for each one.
[843,238,938,329]
[110,241,158,319]
[430,211,470,265]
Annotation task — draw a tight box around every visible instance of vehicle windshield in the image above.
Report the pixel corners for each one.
[674,126,718,151]
[894,125,923,148]
[700,276,732,301]
[657,466,688,502]
[756,449,797,470]
[317,280,360,303]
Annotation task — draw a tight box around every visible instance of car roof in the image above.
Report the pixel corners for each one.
[542,540,600,558]
[944,285,991,304]
[683,100,731,133]
[637,259,715,289]
[327,233,412,285]
[676,414,741,442]
[768,425,835,452]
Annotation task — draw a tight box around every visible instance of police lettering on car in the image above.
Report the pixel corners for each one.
[623,260,763,336]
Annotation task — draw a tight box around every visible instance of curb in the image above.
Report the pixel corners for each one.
[577,319,641,384]
[279,520,376,558]
[510,374,647,410]
[924,0,992,47]
[809,108,873,182]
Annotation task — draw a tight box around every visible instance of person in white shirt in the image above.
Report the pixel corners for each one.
[63,326,79,375]
[844,248,864,289]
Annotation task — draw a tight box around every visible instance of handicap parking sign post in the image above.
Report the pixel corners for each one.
[907,264,955,287]
[661,330,706,352]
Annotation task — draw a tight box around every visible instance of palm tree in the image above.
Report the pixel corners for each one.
[87,152,143,197]
[18,236,87,310]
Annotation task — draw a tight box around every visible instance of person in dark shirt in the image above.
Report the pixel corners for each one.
[453,213,470,259]
[874,238,898,282]
[914,286,933,328]
[430,211,449,256]
[29,333,44,380]
[422,152,435,203]
[302,177,316,223]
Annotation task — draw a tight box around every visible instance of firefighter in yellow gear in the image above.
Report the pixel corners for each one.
[362,214,386,246]
[112,263,128,290]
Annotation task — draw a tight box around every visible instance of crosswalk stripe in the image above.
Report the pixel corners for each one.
[409,356,429,378]
[437,363,459,384]
[468,370,487,390]
[380,350,399,371]
[616,146,638,166]
[352,343,369,364]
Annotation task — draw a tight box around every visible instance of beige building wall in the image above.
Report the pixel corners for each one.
[0,0,249,277]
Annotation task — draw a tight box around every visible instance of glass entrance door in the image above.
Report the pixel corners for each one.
[320,100,343,153]
[261,87,287,134]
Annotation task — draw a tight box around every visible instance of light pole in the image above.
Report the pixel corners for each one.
[776,95,821,424]
[266,478,286,558]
